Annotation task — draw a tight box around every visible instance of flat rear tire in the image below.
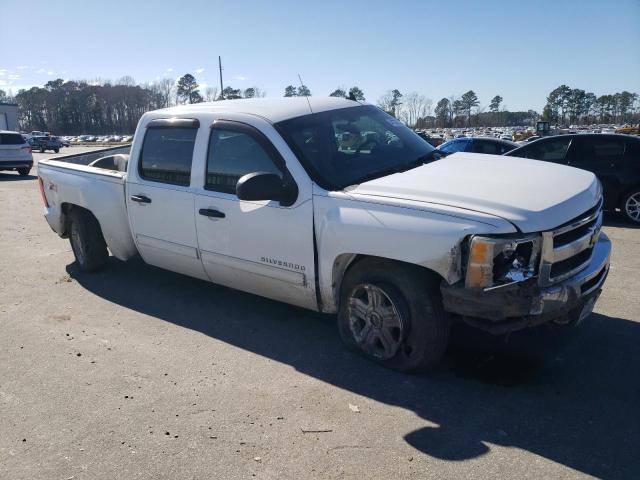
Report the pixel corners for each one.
[68,208,109,272]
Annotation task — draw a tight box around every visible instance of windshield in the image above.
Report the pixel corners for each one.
[275,105,436,190]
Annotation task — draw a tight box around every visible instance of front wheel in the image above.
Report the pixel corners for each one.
[337,258,450,373]
[68,208,109,272]
[54,148,60,153]
[17,167,30,176]
[621,189,640,224]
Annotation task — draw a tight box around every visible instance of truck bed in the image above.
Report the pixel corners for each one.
[48,145,131,166]
[37,146,138,261]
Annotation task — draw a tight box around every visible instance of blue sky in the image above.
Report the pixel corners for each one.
[1,0,638,111]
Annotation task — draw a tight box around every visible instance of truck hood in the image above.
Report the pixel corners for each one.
[346,153,600,233]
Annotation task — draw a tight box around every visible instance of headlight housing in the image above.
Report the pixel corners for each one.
[465,234,541,290]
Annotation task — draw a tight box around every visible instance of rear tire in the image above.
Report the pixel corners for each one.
[621,188,640,224]
[68,208,109,272]
[17,168,30,176]
[337,258,450,373]
[54,148,59,153]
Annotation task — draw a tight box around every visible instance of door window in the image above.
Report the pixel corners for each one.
[515,137,572,162]
[574,137,626,167]
[439,139,470,154]
[139,127,197,186]
[205,126,282,194]
[471,140,500,154]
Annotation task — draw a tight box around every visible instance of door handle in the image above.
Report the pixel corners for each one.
[199,208,225,218]
[131,195,152,204]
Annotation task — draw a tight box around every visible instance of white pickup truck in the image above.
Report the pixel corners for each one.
[38,97,611,372]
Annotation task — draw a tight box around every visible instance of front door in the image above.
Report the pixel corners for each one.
[126,119,207,280]
[194,120,316,309]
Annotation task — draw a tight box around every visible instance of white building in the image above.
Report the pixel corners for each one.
[0,102,19,131]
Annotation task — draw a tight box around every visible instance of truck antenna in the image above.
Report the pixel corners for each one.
[297,74,313,114]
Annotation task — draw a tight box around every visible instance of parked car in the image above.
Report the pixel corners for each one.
[415,131,444,147]
[506,134,640,223]
[616,125,639,135]
[29,135,63,153]
[0,130,33,175]
[438,137,518,155]
[37,98,610,372]
[29,131,49,138]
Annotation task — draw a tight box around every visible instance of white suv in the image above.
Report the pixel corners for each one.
[0,131,33,176]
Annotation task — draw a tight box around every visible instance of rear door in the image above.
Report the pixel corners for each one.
[194,119,317,309]
[569,136,627,209]
[126,118,208,280]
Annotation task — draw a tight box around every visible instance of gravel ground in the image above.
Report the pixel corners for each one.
[1,153,639,479]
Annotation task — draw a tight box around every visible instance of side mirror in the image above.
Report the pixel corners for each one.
[236,172,297,206]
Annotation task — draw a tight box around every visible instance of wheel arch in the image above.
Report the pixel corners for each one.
[60,203,102,238]
[618,184,640,207]
[328,253,445,314]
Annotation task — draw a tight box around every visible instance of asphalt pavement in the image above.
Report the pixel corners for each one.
[1,148,639,479]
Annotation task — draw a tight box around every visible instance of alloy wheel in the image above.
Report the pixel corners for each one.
[347,284,405,360]
[625,192,640,223]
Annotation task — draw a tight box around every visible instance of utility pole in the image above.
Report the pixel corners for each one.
[218,56,224,100]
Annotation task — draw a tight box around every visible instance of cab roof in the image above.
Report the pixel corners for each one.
[154,97,365,123]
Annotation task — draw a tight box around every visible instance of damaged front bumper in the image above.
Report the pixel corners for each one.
[441,233,611,334]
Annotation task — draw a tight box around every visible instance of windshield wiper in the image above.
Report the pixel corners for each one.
[343,149,446,189]
[347,158,424,187]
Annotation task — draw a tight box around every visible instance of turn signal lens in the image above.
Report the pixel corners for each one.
[465,237,495,289]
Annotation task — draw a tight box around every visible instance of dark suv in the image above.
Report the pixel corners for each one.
[28,135,63,153]
[506,134,640,223]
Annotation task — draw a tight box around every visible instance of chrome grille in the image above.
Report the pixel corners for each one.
[539,198,603,287]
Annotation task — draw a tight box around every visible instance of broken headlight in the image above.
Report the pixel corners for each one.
[465,234,541,290]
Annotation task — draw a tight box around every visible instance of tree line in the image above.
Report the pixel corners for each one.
[541,85,638,125]
[1,73,637,134]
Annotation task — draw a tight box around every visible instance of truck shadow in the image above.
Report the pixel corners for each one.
[603,212,639,229]
[0,172,37,181]
[67,258,639,479]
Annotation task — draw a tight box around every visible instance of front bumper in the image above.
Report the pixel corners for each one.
[441,233,611,334]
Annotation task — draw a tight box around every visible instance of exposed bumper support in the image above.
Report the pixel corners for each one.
[441,233,611,334]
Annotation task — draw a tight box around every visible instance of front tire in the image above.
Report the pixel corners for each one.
[68,208,109,272]
[621,189,640,224]
[337,258,450,373]
[17,167,30,176]
[54,148,60,153]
